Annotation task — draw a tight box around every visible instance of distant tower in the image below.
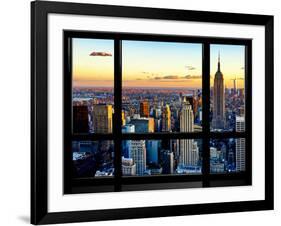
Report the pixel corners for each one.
[179,100,195,166]
[140,100,149,118]
[212,52,225,129]
[162,104,171,132]
[92,104,113,133]
[233,75,237,94]
[236,116,245,171]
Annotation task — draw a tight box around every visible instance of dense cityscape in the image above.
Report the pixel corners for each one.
[72,54,246,178]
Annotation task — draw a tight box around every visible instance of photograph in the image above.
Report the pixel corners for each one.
[71,38,247,179]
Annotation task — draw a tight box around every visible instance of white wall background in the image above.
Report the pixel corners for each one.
[0,0,279,225]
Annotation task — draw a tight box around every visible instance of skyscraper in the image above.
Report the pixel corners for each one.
[179,100,197,166]
[183,94,198,119]
[161,150,174,174]
[162,104,171,132]
[130,118,154,133]
[122,124,135,158]
[140,100,149,118]
[92,104,113,133]
[146,140,159,164]
[212,53,225,129]
[180,100,194,133]
[236,116,245,171]
[129,140,146,175]
[190,141,200,166]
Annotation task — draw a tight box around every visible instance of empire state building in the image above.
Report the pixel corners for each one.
[212,53,225,129]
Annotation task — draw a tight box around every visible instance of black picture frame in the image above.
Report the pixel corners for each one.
[31,0,274,224]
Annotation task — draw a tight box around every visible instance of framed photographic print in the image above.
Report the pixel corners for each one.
[31,0,274,224]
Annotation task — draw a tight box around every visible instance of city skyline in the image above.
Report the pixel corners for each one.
[73,38,245,88]
[72,38,246,177]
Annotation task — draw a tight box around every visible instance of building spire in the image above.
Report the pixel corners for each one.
[218,51,221,72]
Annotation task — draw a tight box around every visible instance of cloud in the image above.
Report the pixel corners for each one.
[185,65,196,71]
[154,75,180,80]
[184,75,202,79]
[89,51,112,57]
[152,74,201,80]
[163,75,180,79]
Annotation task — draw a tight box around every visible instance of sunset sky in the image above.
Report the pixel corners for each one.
[72,38,245,89]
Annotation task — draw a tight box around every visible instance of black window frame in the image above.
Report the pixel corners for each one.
[64,30,252,194]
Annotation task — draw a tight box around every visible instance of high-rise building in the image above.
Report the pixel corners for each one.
[162,104,171,132]
[73,105,89,133]
[146,140,159,164]
[78,141,95,153]
[122,124,135,133]
[183,94,198,119]
[122,157,136,176]
[210,147,219,159]
[212,53,225,129]
[140,100,149,117]
[236,116,245,171]
[153,107,161,119]
[179,100,197,166]
[129,140,146,175]
[154,118,161,132]
[122,124,135,158]
[190,141,200,166]
[161,150,174,174]
[210,162,225,173]
[130,118,154,133]
[180,100,194,133]
[92,104,113,133]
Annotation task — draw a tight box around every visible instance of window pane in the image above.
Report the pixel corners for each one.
[210,44,245,132]
[121,139,202,176]
[72,140,114,178]
[72,38,114,134]
[210,138,246,173]
[122,41,202,133]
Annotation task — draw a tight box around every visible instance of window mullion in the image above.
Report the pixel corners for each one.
[114,39,122,191]
[202,42,210,186]
[245,43,252,183]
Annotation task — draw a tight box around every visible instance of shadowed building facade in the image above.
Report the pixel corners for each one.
[92,104,113,133]
[73,105,89,133]
[140,100,150,118]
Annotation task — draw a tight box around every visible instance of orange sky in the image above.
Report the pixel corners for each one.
[73,39,245,89]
